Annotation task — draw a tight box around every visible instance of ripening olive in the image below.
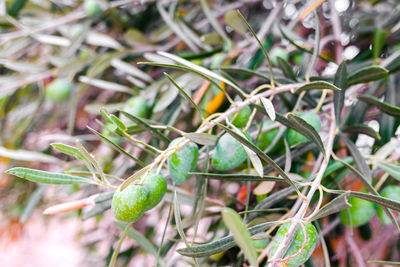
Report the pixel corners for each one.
[211,131,249,171]
[270,47,289,65]
[377,185,400,224]
[45,78,73,102]
[229,106,252,128]
[111,184,148,223]
[119,97,150,125]
[84,0,102,17]
[270,222,318,267]
[339,197,375,227]
[167,138,199,185]
[137,171,167,211]
[287,112,321,146]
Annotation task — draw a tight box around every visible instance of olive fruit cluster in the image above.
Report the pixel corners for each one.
[111,172,167,223]
[270,222,318,267]
[45,78,73,102]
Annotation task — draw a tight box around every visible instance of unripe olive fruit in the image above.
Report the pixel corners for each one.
[229,106,252,128]
[270,222,318,267]
[270,47,289,65]
[256,120,282,153]
[252,238,269,251]
[211,131,249,171]
[377,185,400,224]
[119,97,150,125]
[339,197,375,227]
[287,112,320,146]
[111,184,148,223]
[167,138,199,185]
[84,0,102,17]
[45,79,73,102]
[137,171,167,211]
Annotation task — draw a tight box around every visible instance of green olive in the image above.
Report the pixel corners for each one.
[287,112,321,146]
[119,97,150,125]
[45,78,73,102]
[270,222,318,267]
[137,171,167,211]
[339,197,375,227]
[111,184,148,223]
[377,185,400,224]
[256,120,282,153]
[252,238,269,251]
[211,131,249,171]
[167,138,199,185]
[229,106,252,128]
[270,47,289,65]
[84,0,102,17]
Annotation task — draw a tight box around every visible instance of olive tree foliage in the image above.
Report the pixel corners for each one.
[2,0,400,266]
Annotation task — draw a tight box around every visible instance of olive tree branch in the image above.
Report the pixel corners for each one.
[267,105,336,266]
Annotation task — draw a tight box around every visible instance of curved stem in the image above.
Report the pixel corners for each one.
[108,222,132,267]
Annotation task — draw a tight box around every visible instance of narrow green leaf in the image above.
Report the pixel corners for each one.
[358,95,400,118]
[190,172,284,182]
[216,123,301,196]
[5,167,95,184]
[333,61,347,125]
[323,157,353,178]
[342,124,381,140]
[119,110,170,143]
[340,134,372,183]
[377,161,400,182]
[222,208,258,267]
[177,221,277,257]
[157,51,246,96]
[372,28,386,61]
[294,81,341,94]
[349,191,400,212]
[347,65,388,86]
[20,185,48,223]
[309,193,351,222]
[236,10,275,85]
[164,72,203,117]
[87,126,145,167]
[287,113,326,157]
[260,97,276,121]
[385,54,400,73]
[368,260,400,266]
[277,56,296,81]
[174,190,190,247]
[110,114,127,131]
[220,67,270,81]
[246,187,295,223]
[51,143,85,160]
[116,221,159,257]
[183,133,217,146]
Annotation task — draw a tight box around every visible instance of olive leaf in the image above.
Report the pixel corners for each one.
[183,133,218,146]
[118,110,170,143]
[348,191,400,212]
[20,185,48,223]
[51,143,85,160]
[261,97,276,121]
[294,81,341,94]
[340,134,372,183]
[377,161,400,182]
[333,61,347,125]
[347,65,388,86]
[358,95,400,118]
[5,167,95,184]
[308,193,351,222]
[87,126,145,167]
[287,113,326,157]
[342,124,381,140]
[222,208,258,267]
[190,172,284,182]
[277,56,296,81]
[177,221,277,257]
